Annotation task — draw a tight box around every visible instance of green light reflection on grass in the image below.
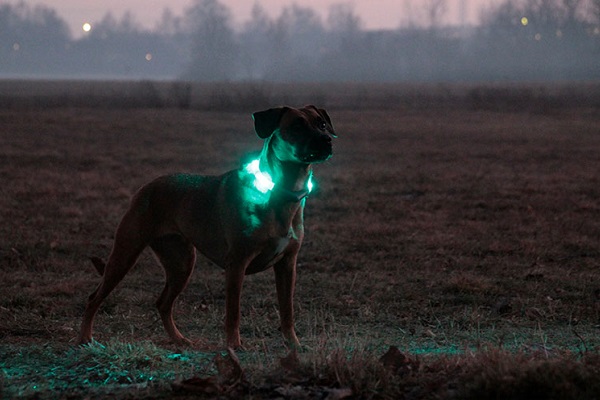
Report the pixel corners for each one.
[4,344,240,395]
[410,345,463,355]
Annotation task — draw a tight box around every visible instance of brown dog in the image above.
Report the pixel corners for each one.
[78,105,335,349]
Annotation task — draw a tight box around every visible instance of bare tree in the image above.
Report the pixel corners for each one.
[279,4,323,38]
[239,3,273,79]
[183,0,238,81]
[400,0,418,28]
[327,3,362,34]
[327,2,362,55]
[94,11,142,35]
[156,8,182,36]
[590,0,600,23]
[424,0,448,29]
[562,0,584,21]
[275,5,324,66]
[244,2,271,34]
[0,2,71,74]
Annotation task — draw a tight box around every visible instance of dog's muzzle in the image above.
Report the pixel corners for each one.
[300,135,333,163]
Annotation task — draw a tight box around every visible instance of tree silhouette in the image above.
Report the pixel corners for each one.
[591,0,600,23]
[327,3,362,34]
[183,0,238,81]
[0,0,598,82]
[424,0,449,29]
[239,3,273,79]
[156,8,183,36]
[0,2,70,75]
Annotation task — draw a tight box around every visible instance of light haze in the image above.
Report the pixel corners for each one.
[10,0,498,36]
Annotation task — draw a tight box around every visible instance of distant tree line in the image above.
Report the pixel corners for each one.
[1,0,599,81]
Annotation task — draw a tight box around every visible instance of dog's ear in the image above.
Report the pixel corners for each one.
[307,105,336,137]
[252,107,288,139]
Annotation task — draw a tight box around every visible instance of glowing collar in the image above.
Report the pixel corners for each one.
[244,159,314,202]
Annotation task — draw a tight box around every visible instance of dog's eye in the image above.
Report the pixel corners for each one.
[318,120,327,130]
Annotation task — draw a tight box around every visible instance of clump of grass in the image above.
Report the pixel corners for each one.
[304,346,406,397]
[279,346,600,399]
[74,340,212,384]
[457,349,600,400]
[3,338,600,399]
[240,333,416,398]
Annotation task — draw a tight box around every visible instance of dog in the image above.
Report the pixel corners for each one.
[77,105,336,349]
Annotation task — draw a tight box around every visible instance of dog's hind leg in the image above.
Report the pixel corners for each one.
[150,234,196,346]
[78,211,151,345]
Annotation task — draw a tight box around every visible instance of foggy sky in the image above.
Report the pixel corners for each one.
[9,0,501,37]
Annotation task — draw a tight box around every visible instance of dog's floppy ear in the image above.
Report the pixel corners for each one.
[252,107,288,139]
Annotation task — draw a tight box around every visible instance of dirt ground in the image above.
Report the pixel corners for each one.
[1,85,599,398]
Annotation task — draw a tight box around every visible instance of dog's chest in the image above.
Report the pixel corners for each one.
[246,231,295,274]
[264,236,290,265]
[272,235,290,255]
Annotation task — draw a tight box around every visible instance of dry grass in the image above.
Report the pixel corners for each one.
[1,83,600,398]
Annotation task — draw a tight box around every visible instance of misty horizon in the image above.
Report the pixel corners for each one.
[12,0,500,39]
[1,0,599,82]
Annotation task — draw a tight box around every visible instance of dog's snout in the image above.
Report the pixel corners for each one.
[314,132,334,143]
[315,133,332,147]
[299,133,333,163]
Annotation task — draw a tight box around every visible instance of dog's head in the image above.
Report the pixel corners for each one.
[252,105,336,164]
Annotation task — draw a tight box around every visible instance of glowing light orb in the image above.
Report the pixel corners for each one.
[535,33,542,41]
[520,17,528,26]
[82,22,92,32]
[145,53,153,61]
[245,159,274,193]
[244,158,315,197]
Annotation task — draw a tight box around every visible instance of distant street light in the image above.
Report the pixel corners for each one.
[82,23,92,33]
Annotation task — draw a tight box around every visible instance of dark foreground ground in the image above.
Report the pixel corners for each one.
[1,82,600,398]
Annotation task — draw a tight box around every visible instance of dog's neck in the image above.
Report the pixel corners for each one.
[259,140,312,198]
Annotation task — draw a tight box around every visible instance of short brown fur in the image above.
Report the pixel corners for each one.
[77,105,335,349]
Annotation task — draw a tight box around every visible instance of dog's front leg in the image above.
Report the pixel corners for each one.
[224,264,247,349]
[274,253,301,349]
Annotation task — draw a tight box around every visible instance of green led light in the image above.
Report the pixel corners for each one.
[245,159,274,193]
[244,158,314,198]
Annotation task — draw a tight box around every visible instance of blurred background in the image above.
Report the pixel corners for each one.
[1,0,599,82]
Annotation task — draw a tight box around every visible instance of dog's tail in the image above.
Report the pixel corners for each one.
[89,256,106,276]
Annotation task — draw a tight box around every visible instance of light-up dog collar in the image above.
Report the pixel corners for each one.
[244,159,314,202]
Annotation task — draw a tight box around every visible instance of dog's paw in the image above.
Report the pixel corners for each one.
[225,332,243,350]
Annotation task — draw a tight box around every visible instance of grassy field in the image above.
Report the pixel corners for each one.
[1,82,600,398]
